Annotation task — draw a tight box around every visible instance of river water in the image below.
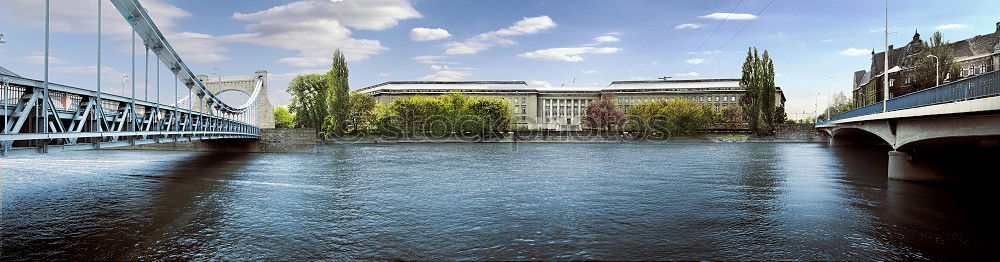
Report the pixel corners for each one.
[2,143,998,260]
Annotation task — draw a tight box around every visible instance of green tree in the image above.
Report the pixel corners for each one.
[346,92,377,134]
[583,95,625,131]
[273,106,295,128]
[626,99,716,135]
[916,31,961,89]
[372,94,513,138]
[325,49,350,136]
[739,47,778,135]
[286,74,328,133]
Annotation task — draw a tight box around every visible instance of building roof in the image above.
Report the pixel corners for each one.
[0,65,20,77]
[949,29,999,60]
[607,78,741,90]
[356,80,527,93]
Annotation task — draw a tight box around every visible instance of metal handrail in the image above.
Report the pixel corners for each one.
[817,69,1000,126]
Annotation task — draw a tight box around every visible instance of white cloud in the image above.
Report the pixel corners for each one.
[51,65,127,82]
[519,47,621,62]
[269,69,327,81]
[16,55,68,65]
[2,0,228,64]
[410,27,452,41]
[581,70,599,74]
[411,55,457,64]
[227,0,421,67]
[674,72,700,77]
[839,47,872,56]
[688,50,721,55]
[419,65,474,81]
[675,23,703,29]
[935,24,968,30]
[379,72,392,77]
[700,13,757,20]
[444,15,556,55]
[529,80,552,87]
[685,58,706,64]
[593,35,620,43]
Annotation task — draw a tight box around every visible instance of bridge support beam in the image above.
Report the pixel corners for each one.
[887,150,943,182]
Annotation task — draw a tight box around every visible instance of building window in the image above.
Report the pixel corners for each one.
[731,96,736,102]
[521,98,526,104]
[521,105,527,114]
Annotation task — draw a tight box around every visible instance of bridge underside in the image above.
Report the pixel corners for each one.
[817,113,1000,182]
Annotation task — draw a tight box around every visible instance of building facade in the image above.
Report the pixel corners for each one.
[853,22,1000,108]
[357,79,785,131]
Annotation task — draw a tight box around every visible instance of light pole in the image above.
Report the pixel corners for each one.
[882,0,889,113]
[927,54,939,86]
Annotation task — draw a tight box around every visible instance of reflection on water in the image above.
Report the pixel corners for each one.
[2,143,998,260]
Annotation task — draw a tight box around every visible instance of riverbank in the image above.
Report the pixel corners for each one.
[323,124,823,144]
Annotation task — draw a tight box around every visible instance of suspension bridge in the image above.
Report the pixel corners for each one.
[0,0,271,155]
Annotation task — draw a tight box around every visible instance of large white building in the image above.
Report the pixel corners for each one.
[357,79,785,131]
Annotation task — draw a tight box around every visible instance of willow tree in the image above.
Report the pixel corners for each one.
[739,47,777,135]
[287,74,328,132]
[326,49,350,136]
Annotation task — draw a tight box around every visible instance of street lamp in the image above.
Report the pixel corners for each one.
[926,54,939,86]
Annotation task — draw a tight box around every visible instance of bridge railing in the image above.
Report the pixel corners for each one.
[817,69,1000,126]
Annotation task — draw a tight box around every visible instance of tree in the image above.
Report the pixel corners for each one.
[583,96,625,131]
[739,47,778,135]
[626,99,716,135]
[273,106,295,128]
[286,74,328,133]
[325,49,350,136]
[346,92,376,134]
[916,31,961,89]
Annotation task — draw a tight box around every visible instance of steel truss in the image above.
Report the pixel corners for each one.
[0,0,262,155]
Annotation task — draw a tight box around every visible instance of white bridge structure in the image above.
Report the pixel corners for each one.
[0,0,267,155]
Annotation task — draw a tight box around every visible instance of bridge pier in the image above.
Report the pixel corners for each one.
[887,150,943,182]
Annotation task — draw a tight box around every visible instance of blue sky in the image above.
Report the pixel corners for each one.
[1,0,998,119]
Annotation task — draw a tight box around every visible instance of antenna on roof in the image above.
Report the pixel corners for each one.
[658,76,673,81]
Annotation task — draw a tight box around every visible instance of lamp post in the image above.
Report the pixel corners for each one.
[927,54,939,86]
[882,0,889,113]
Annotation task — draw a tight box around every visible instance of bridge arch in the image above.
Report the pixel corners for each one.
[197,70,275,128]
[821,124,894,148]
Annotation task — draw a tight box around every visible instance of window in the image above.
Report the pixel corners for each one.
[521,98,526,104]
[731,96,736,102]
[521,105,527,114]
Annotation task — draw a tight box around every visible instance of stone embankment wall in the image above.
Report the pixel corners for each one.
[106,128,316,152]
[771,123,824,142]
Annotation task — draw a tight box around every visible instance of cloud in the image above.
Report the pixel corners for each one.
[581,70,599,74]
[410,27,452,41]
[378,72,392,77]
[530,80,552,87]
[839,47,872,56]
[700,13,757,20]
[16,54,68,65]
[593,35,620,43]
[685,58,706,64]
[51,65,127,82]
[226,0,421,67]
[675,23,703,29]
[688,50,721,55]
[674,72,700,77]
[2,0,228,64]
[935,24,968,30]
[519,47,621,62]
[412,55,457,64]
[269,69,328,81]
[419,65,474,81]
[444,15,556,55]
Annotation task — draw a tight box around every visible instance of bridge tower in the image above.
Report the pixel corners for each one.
[196,70,275,128]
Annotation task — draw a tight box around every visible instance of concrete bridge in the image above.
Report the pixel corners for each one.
[816,69,1000,181]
